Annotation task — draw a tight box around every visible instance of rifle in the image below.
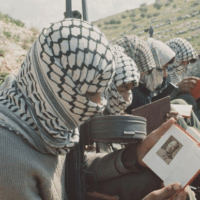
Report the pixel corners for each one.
[66,120,120,200]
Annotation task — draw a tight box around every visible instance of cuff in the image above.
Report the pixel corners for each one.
[120,145,141,173]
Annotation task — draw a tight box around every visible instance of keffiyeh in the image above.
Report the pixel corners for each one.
[166,37,198,84]
[143,38,175,92]
[105,49,140,115]
[115,35,156,73]
[0,19,115,154]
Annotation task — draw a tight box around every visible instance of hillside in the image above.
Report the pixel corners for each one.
[93,0,200,53]
[0,12,39,77]
[1,0,200,79]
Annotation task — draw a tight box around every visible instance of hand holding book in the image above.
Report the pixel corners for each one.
[142,183,191,200]
[137,118,177,167]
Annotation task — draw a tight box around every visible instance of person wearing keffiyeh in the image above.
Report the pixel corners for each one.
[0,18,194,200]
[91,47,195,200]
[165,38,200,114]
[0,18,122,199]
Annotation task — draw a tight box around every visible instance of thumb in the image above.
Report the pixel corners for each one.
[143,183,181,200]
[137,118,176,166]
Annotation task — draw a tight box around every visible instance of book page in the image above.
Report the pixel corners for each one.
[186,126,200,143]
[143,124,196,181]
[170,104,192,118]
[164,144,200,187]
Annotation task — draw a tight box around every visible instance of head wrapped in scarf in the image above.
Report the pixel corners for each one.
[0,19,115,154]
[105,48,140,115]
[141,38,176,91]
[115,35,156,74]
[166,37,198,84]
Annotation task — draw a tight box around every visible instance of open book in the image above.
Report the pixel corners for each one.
[190,79,200,100]
[170,104,192,118]
[143,124,200,188]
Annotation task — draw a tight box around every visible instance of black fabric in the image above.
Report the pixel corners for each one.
[126,83,151,114]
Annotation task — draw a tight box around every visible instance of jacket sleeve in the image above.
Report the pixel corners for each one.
[85,147,139,183]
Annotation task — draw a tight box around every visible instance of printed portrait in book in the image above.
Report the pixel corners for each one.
[156,135,183,165]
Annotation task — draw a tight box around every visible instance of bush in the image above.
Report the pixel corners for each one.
[3,29,11,39]
[146,13,153,18]
[140,13,146,18]
[177,16,182,20]
[129,11,136,18]
[173,4,177,8]
[13,34,20,42]
[97,23,102,27]
[153,12,160,17]
[132,24,138,30]
[104,18,121,25]
[0,12,25,27]
[169,0,173,2]
[139,3,148,12]
[121,14,127,19]
[165,2,170,6]
[0,48,6,57]
[154,2,162,9]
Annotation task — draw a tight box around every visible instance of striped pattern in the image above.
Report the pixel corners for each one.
[105,49,140,115]
[166,37,198,84]
[0,19,115,154]
[115,35,156,73]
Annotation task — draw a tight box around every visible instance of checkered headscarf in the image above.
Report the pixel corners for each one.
[166,37,198,83]
[0,19,115,154]
[105,49,140,115]
[115,35,156,73]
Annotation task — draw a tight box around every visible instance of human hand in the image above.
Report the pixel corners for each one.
[142,183,192,200]
[166,111,178,121]
[178,77,199,93]
[137,118,176,167]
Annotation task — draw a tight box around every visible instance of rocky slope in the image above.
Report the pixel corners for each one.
[0,16,39,75]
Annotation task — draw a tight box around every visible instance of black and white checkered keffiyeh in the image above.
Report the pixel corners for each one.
[166,37,198,84]
[105,49,140,115]
[144,38,175,92]
[115,35,156,73]
[0,19,115,154]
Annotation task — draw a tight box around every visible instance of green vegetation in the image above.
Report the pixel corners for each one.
[0,48,7,57]
[92,0,200,52]
[3,29,12,39]
[0,11,25,27]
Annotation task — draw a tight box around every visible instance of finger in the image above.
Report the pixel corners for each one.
[184,76,199,81]
[138,118,176,153]
[143,183,182,200]
[172,186,189,200]
[166,116,178,121]
[185,80,197,87]
[169,111,178,115]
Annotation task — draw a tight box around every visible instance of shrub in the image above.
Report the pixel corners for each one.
[104,19,121,25]
[177,16,182,20]
[165,2,170,6]
[153,12,160,17]
[97,23,102,27]
[140,13,146,18]
[121,14,127,19]
[132,24,138,30]
[0,48,6,57]
[154,2,162,9]
[147,13,153,18]
[129,10,136,18]
[3,29,11,39]
[139,3,148,12]
[13,34,20,42]
[173,4,177,8]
